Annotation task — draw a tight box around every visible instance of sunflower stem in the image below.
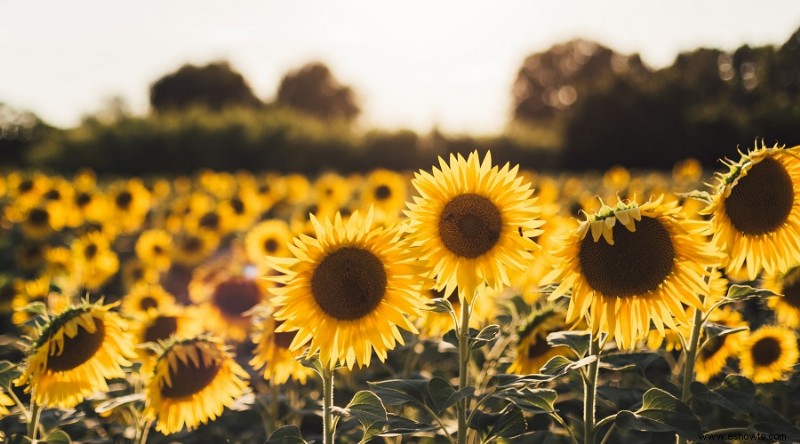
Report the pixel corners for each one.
[678,305,704,444]
[28,397,41,441]
[583,334,601,444]
[456,294,472,444]
[137,419,153,444]
[322,366,335,444]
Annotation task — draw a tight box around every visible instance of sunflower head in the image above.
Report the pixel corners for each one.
[508,307,573,375]
[250,308,316,385]
[270,209,426,369]
[704,143,800,280]
[545,197,721,350]
[16,301,134,408]
[762,266,800,328]
[405,150,544,303]
[144,335,249,434]
[739,325,798,384]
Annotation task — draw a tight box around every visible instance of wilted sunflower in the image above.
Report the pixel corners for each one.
[245,219,293,266]
[16,301,135,408]
[250,310,315,385]
[270,210,425,369]
[545,197,721,349]
[694,307,749,383]
[704,143,800,280]
[136,229,173,271]
[762,266,800,328]
[739,325,798,383]
[144,336,249,434]
[508,308,573,375]
[405,151,543,303]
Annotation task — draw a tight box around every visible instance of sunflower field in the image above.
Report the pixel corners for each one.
[1,144,799,444]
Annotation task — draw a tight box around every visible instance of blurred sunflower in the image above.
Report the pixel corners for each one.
[693,307,749,383]
[0,386,13,416]
[739,325,798,383]
[245,219,293,266]
[250,310,315,385]
[120,258,160,291]
[405,151,543,303]
[508,308,573,375]
[704,143,800,280]
[122,283,176,317]
[315,172,352,209]
[18,203,66,240]
[71,231,119,291]
[762,266,800,328]
[192,274,269,342]
[136,229,172,271]
[359,169,408,223]
[270,210,425,369]
[219,189,262,232]
[172,230,219,267]
[130,306,201,372]
[545,197,721,349]
[107,179,151,233]
[16,301,134,408]
[15,243,47,272]
[11,277,68,328]
[144,336,249,434]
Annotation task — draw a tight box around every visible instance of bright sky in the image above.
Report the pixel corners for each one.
[2,1,799,134]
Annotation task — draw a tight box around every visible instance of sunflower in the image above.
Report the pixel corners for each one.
[219,188,262,232]
[508,308,573,375]
[11,277,69,328]
[693,307,749,383]
[130,306,202,373]
[245,219,293,266]
[250,310,316,385]
[120,258,160,291]
[405,151,544,303]
[144,336,249,434]
[545,197,721,350]
[739,325,798,383]
[136,229,172,271]
[359,169,408,223]
[270,209,425,369]
[71,231,120,291]
[704,143,800,280]
[16,301,135,408]
[107,179,151,233]
[171,230,219,267]
[314,172,352,209]
[122,283,177,317]
[762,266,800,328]
[18,203,66,240]
[192,274,270,342]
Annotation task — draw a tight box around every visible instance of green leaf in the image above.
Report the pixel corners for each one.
[368,379,428,408]
[345,391,387,442]
[425,377,473,415]
[470,324,500,350]
[479,405,527,440]
[540,354,596,378]
[616,388,701,438]
[492,387,557,414]
[676,190,712,204]
[725,284,779,301]
[22,301,48,317]
[41,429,71,444]
[379,414,438,436]
[94,393,145,415]
[690,374,755,414]
[0,360,21,388]
[265,425,307,444]
[426,298,454,314]
[546,331,591,357]
[703,323,749,341]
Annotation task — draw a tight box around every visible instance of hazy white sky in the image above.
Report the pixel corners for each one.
[2,1,799,134]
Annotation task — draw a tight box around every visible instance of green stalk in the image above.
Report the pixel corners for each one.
[677,305,704,444]
[583,334,601,444]
[28,398,41,441]
[456,297,472,444]
[322,366,335,444]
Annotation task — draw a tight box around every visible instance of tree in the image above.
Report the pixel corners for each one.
[0,103,52,165]
[511,39,649,124]
[275,62,360,121]
[149,61,261,113]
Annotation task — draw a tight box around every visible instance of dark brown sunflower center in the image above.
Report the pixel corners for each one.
[85,244,98,260]
[578,216,675,298]
[211,278,262,318]
[143,316,178,343]
[161,349,221,398]
[273,321,296,349]
[182,236,203,253]
[199,212,221,230]
[264,238,279,254]
[374,185,392,200]
[115,191,133,210]
[751,336,782,366]
[439,194,502,259]
[47,318,106,371]
[153,244,164,255]
[526,336,551,358]
[724,157,794,236]
[310,247,387,320]
[139,296,159,310]
[699,335,727,360]
[19,180,33,193]
[28,208,49,226]
[76,192,92,207]
[780,278,800,309]
[44,189,61,201]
